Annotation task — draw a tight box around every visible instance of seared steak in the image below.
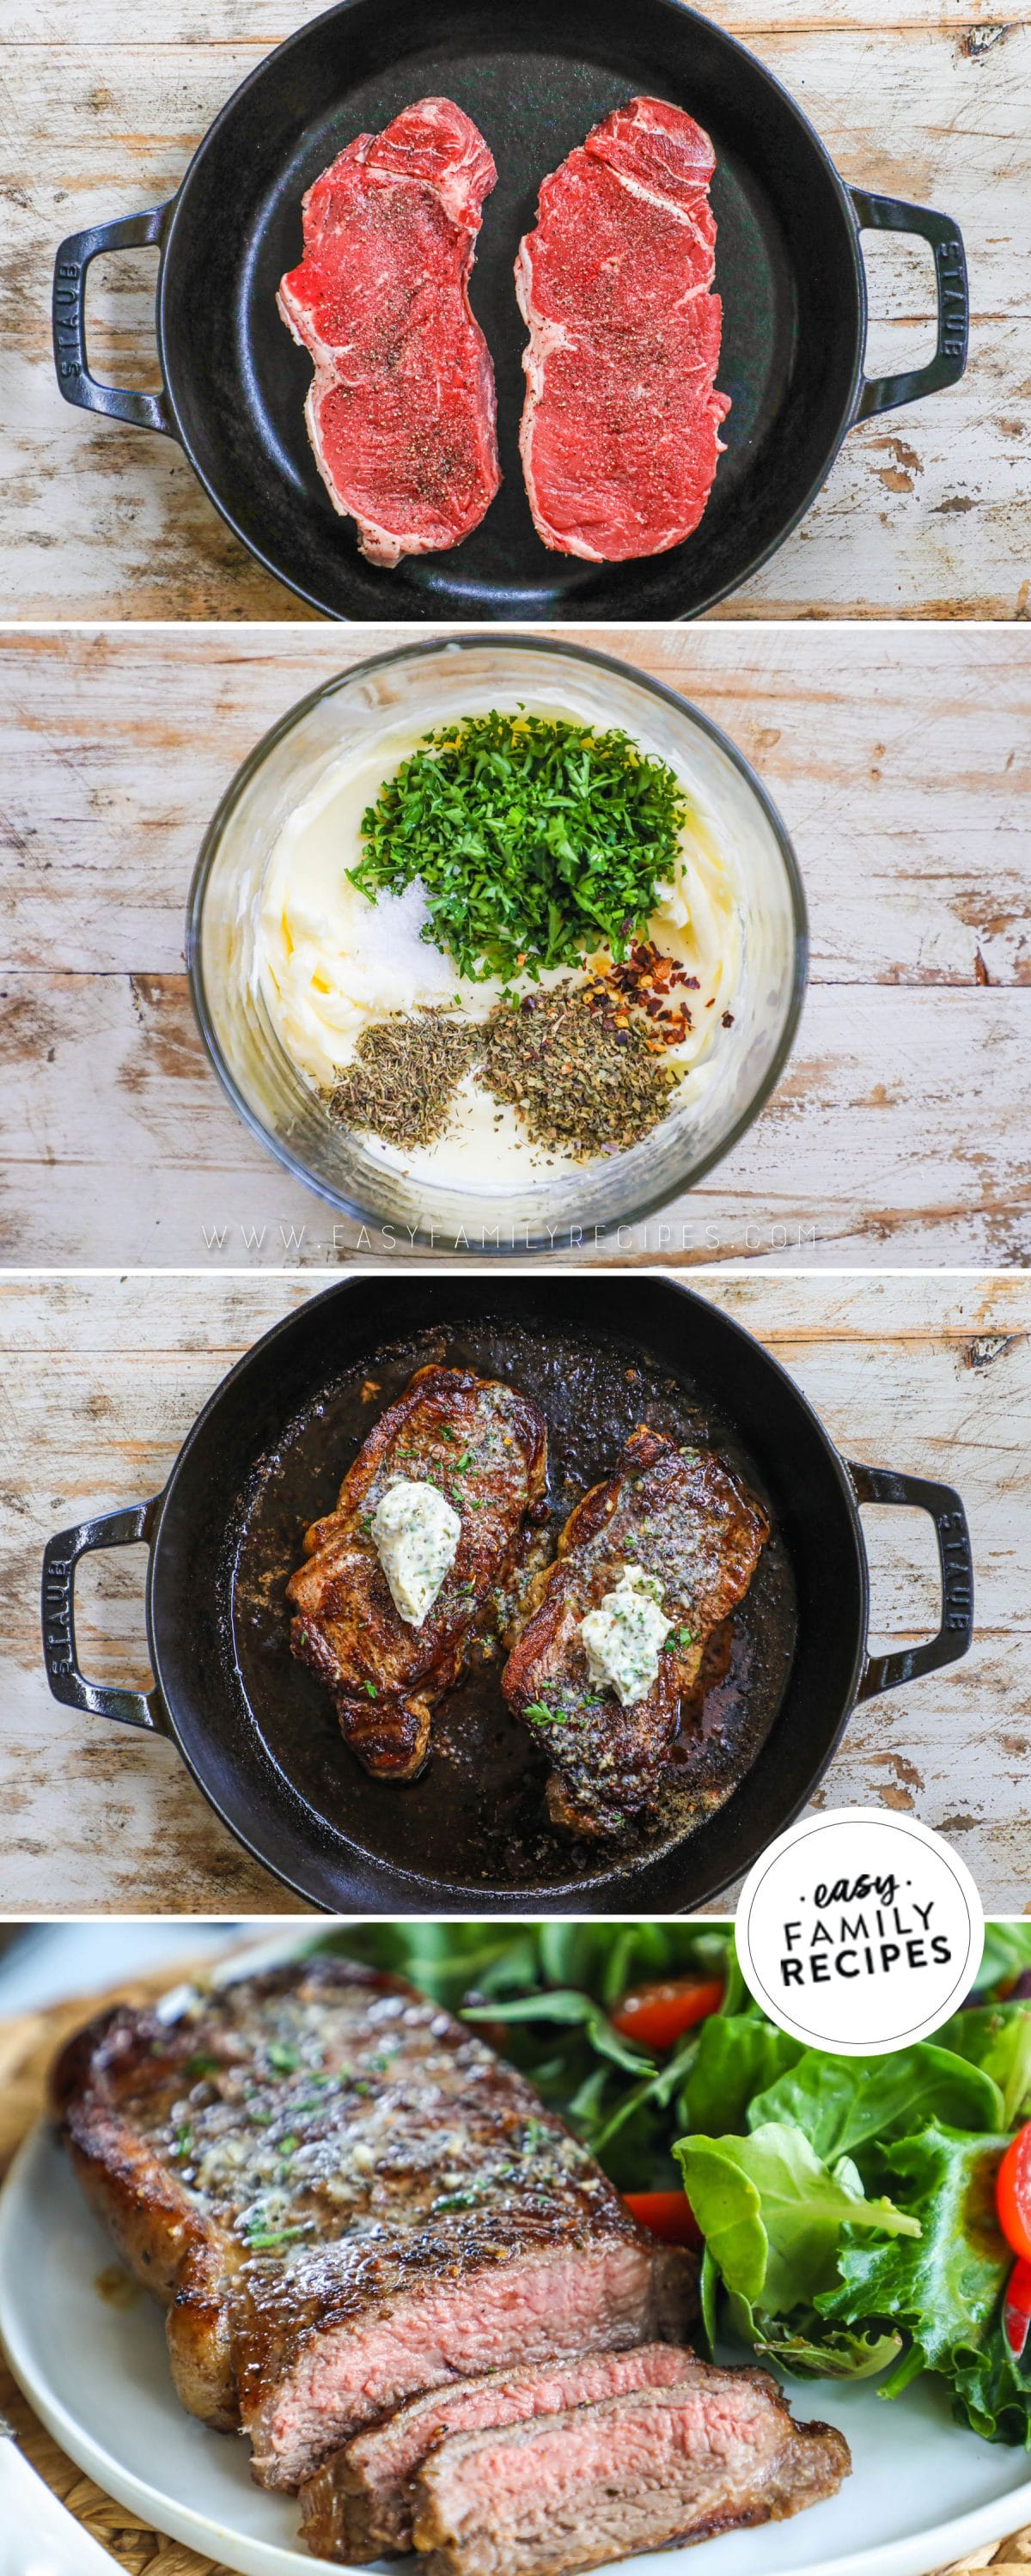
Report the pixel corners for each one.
[516,97,729,561]
[503,1426,769,1838]
[278,99,501,568]
[411,2365,851,2576]
[288,1364,547,1778]
[301,2343,691,2561]
[52,1959,697,2496]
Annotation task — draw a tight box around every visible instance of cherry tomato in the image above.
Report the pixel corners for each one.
[997,2122,1031,2264]
[611,1977,724,2051]
[623,2190,702,2249]
[1004,2256,1031,2359]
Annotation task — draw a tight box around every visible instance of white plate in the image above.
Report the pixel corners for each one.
[3,2122,1031,2576]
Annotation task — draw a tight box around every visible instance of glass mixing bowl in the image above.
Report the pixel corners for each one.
[186,636,807,1250]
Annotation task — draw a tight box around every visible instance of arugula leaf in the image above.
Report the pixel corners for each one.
[462,1990,654,2078]
[674,2122,919,2315]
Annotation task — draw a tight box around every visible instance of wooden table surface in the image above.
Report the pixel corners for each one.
[1,622,1028,1270]
[0,0,1028,623]
[0,1961,1027,2576]
[1,1267,1028,1916]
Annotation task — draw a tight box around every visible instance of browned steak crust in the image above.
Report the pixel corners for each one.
[503,1425,769,1838]
[52,1957,698,2495]
[410,2365,851,2576]
[287,1364,547,1778]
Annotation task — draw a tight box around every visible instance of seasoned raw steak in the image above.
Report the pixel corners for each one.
[516,96,729,561]
[411,2365,851,2576]
[503,1425,769,1838]
[301,2342,692,2561]
[288,1364,547,1778]
[52,1959,698,2496]
[278,98,501,567]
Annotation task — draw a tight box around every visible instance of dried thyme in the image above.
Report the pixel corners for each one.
[325,1010,479,1150]
[347,711,690,982]
[483,986,680,1158]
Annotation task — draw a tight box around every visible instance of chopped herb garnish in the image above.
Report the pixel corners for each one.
[349,711,690,983]
[184,2054,220,2077]
[524,1702,556,1727]
[266,2043,301,2074]
[363,1681,377,1700]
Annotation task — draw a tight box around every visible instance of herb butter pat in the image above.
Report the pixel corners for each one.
[371,1478,461,1627]
[579,1566,669,1706]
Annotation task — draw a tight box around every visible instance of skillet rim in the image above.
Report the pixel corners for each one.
[140,1269,870,1913]
[185,628,810,1247]
[150,0,869,623]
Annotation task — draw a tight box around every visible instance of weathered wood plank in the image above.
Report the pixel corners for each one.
[0,625,1027,1266]
[0,13,1027,619]
[0,1270,1026,1914]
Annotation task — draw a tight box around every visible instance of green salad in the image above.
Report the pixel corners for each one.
[319,1917,1031,2448]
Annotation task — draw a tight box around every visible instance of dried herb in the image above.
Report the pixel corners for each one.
[484,986,680,1158]
[326,1010,479,1149]
[348,711,689,982]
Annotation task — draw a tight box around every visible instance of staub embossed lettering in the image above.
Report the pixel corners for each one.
[53,259,83,378]
[936,236,968,360]
[42,1555,74,1675]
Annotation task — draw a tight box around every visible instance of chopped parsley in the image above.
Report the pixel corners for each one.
[349,711,690,983]
[266,2043,301,2074]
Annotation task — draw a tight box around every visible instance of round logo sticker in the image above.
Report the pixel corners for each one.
[735,1808,985,2054]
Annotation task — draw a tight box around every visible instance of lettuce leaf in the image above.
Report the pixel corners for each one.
[816,2123,1029,2440]
[937,2003,1031,2129]
[678,2013,804,2138]
[674,2121,920,2315]
[747,2042,1003,2164]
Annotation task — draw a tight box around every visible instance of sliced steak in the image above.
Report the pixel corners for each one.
[287,1364,547,1779]
[516,95,729,561]
[503,1425,769,1838]
[301,2343,692,2561]
[411,2365,851,2576]
[278,98,501,567]
[52,1959,697,2496]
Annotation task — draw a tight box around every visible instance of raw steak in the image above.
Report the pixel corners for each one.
[516,96,730,561]
[300,2343,692,2560]
[278,98,501,567]
[411,2364,851,2576]
[52,1958,699,2496]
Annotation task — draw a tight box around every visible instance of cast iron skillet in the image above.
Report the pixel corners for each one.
[51,0,969,623]
[41,1278,973,1914]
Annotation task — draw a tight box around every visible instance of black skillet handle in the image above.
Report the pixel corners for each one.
[847,1461,973,1701]
[850,191,968,420]
[52,206,175,432]
[41,1500,169,1731]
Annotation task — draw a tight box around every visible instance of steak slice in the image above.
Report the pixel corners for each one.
[516,96,729,561]
[52,1958,698,2496]
[411,2365,851,2576]
[503,1425,769,1839]
[278,98,501,568]
[301,2342,692,2561]
[287,1364,547,1779]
